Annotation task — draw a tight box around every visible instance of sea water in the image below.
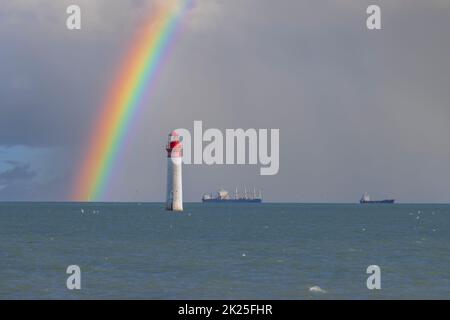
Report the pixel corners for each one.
[0,202,449,299]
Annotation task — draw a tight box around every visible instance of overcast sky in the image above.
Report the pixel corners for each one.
[0,0,450,202]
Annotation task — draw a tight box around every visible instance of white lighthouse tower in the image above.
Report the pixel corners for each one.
[166,131,183,211]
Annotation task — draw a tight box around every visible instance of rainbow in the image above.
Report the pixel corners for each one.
[72,0,192,201]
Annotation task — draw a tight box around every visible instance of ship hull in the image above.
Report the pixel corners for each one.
[360,200,395,204]
[202,199,262,203]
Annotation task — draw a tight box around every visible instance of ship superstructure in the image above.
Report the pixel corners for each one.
[202,188,262,203]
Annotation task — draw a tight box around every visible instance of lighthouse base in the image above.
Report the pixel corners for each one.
[166,202,183,212]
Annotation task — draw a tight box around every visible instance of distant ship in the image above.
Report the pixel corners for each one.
[360,192,395,204]
[202,188,262,203]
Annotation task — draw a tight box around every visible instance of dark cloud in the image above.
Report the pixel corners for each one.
[0,1,450,202]
[0,161,36,184]
[0,160,70,201]
[0,161,37,201]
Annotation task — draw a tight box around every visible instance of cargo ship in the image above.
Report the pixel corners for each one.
[360,193,395,204]
[202,188,262,203]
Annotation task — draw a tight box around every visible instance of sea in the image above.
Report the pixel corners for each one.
[0,202,449,299]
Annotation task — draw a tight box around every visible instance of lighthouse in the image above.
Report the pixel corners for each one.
[166,131,183,211]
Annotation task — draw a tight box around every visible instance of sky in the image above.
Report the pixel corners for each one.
[0,0,450,202]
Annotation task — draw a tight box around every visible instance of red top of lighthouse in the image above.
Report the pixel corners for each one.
[166,131,183,158]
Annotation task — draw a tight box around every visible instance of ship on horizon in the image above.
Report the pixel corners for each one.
[202,188,262,203]
[360,192,395,204]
